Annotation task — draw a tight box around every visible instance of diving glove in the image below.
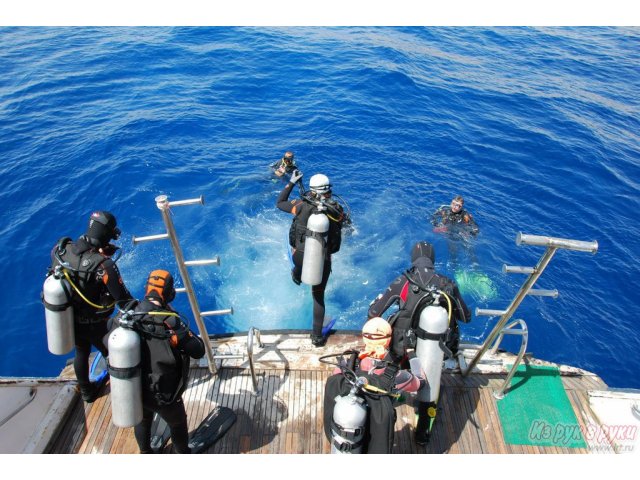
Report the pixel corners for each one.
[289,169,303,184]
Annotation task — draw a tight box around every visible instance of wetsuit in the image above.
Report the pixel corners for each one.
[431,205,479,237]
[131,298,205,454]
[270,159,297,177]
[276,181,344,339]
[368,256,470,357]
[49,236,132,397]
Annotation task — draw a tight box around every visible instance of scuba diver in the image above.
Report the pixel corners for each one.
[431,195,479,267]
[322,317,425,454]
[270,151,298,178]
[276,170,349,347]
[367,241,471,445]
[45,210,132,403]
[116,270,206,454]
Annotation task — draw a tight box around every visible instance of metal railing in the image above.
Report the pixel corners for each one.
[133,195,234,374]
[488,319,528,399]
[247,327,264,394]
[462,232,598,397]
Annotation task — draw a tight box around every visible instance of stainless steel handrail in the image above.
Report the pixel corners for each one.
[247,327,264,394]
[489,319,528,399]
[132,194,233,375]
[462,232,598,381]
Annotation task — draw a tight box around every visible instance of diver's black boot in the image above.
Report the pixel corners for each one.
[310,334,327,347]
[415,401,432,446]
[79,383,98,403]
[291,269,301,286]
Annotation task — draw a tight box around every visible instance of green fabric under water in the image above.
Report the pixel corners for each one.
[496,364,586,448]
[454,270,497,301]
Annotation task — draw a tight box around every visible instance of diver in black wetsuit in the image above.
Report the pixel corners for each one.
[128,270,205,454]
[270,151,298,178]
[367,241,471,444]
[431,196,479,267]
[367,241,471,358]
[276,170,346,347]
[48,211,132,402]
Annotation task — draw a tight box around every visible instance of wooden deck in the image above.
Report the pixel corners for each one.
[47,333,611,454]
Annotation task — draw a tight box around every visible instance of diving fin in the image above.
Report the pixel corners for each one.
[322,317,337,337]
[89,352,108,384]
[150,413,171,453]
[188,406,236,454]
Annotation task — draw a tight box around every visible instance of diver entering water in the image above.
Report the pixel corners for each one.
[431,195,479,267]
[367,241,471,445]
[111,270,206,453]
[44,210,132,403]
[270,150,298,178]
[276,170,348,347]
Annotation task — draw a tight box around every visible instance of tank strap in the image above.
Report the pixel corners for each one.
[108,363,141,380]
[42,298,71,312]
[331,419,365,441]
[414,327,442,341]
[414,327,453,358]
[305,229,327,241]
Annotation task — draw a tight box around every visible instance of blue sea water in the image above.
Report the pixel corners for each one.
[0,27,638,389]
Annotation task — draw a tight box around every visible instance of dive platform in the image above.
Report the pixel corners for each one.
[14,332,630,455]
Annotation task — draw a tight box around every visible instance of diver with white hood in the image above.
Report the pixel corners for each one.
[276,170,348,346]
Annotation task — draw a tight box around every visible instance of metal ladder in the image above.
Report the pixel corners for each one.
[132,195,234,374]
[461,232,598,399]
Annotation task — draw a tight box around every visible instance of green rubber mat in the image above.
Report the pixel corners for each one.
[496,364,586,448]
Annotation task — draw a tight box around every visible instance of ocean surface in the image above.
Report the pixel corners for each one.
[0,27,638,389]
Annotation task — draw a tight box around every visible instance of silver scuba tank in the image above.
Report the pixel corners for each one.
[301,211,330,285]
[108,321,143,427]
[43,270,75,355]
[331,378,368,454]
[415,299,449,404]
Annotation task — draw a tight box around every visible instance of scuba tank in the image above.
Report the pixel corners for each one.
[414,295,449,443]
[42,267,75,355]
[301,209,329,285]
[330,377,368,454]
[108,313,143,427]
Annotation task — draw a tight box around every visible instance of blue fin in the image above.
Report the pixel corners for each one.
[89,352,108,384]
[322,318,337,337]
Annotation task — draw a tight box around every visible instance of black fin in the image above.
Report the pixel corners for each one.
[188,406,237,454]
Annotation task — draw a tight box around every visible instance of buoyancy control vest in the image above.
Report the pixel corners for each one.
[132,299,190,406]
[289,199,342,254]
[388,260,459,359]
[49,237,114,319]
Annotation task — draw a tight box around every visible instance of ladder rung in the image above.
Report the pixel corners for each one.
[132,233,169,244]
[527,289,559,298]
[517,232,598,253]
[168,196,204,207]
[476,308,507,317]
[201,308,234,317]
[185,257,220,267]
[503,265,535,274]
[501,328,527,336]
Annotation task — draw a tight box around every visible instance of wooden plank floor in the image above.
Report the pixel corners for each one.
[47,364,605,454]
